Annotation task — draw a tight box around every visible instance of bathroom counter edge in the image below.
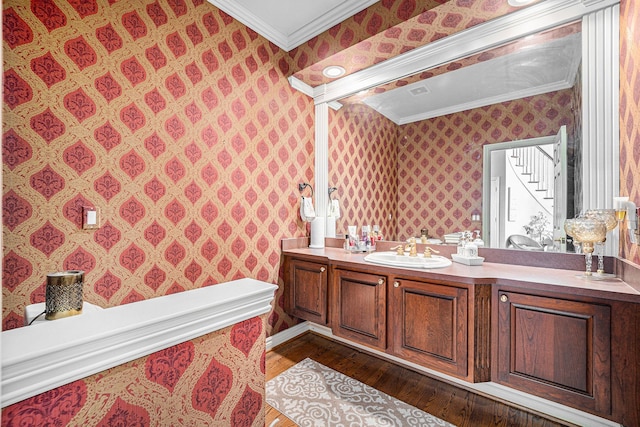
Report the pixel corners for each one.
[283,247,640,303]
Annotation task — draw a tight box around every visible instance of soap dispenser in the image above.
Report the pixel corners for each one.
[473,230,484,247]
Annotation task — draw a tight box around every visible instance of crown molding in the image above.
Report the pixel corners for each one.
[288,76,314,97]
[312,0,620,104]
[288,77,343,111]
[207,0,289,50]
[285,0,379,50]
[208,0,377,51]
[393,80,574,125]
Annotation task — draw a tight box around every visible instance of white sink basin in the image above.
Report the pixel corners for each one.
[364,251,452,269]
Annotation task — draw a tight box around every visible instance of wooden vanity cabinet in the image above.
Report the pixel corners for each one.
[285,257,328,325]
[331,268,387,350]
[494,289,612,416]
[390,278,491,382]
[283,251,640,425]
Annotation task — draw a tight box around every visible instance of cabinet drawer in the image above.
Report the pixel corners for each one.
[495,291,611,415]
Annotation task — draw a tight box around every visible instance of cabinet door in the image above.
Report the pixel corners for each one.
[495,291,611,415]
[287,259,328,324]
[391,279,468,378]
[332,269,387,350]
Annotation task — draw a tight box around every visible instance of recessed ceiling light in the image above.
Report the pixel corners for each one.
[508,0,536,6]
[323,66,346,78]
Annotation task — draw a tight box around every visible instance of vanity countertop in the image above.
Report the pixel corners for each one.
[283,247,640,303]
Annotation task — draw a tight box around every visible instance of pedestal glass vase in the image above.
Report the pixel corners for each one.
[585,209,617,274]
[572,218,607,276]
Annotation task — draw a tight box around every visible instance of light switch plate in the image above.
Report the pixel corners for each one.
[83,206,100,230]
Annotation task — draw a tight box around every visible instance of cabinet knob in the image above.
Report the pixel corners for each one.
[393,281,400,288]
[320,267,326,272]
[378,278,385,285]
[500,294,508,303]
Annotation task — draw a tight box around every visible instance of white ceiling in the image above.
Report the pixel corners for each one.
[362,32,582,125]
[207,0,379,51]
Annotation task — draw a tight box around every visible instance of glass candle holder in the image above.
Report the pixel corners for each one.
[572,218,607,276]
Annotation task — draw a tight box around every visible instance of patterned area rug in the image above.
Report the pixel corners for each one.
[266,358,456,426]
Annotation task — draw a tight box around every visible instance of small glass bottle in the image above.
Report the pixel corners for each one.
[361,225,369,249]
[373,225,381,240]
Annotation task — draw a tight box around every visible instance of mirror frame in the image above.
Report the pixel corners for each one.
[290,0,620,255]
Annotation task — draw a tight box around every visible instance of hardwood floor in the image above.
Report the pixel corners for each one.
[266,333,573,427]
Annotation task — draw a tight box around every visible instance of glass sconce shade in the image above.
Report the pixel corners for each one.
[614,197,629,221]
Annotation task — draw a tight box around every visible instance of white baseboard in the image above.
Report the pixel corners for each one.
[266,321,311,350]
[267,323,621,427]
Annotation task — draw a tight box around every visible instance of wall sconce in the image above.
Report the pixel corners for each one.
[471,212,481,222]
[627,202,639,245]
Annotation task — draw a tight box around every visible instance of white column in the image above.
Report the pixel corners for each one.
[315,103,329,218]
[582,4,620,256]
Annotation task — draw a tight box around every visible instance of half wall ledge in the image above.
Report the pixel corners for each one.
[1,278,278,407]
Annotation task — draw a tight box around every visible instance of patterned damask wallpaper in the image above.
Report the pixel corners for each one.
[2,0,311,331]
[620,0,640,265]
[3,0,638,334]
[286,0,443,77]
[289,0,524,86]
[396,89,577,240]
[1,317,266,426]
[329,104,398,240]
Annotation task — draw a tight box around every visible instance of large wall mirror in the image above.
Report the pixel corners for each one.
[294,0,620,256]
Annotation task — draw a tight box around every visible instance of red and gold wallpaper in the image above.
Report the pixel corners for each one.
[2,0,310,332]
[3,0,637,341]
[289,0,529,86]
[286,0,444,77]
[620,0,640,265]
[329,104,398,240]
[1,316,266,426]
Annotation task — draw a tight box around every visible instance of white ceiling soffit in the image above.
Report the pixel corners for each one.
[363,32,582,125]
[207,0,380,51]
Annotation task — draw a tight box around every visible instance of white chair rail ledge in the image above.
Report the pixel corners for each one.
[1,278,277,407]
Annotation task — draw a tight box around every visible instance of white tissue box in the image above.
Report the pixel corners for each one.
[451,254,484,266]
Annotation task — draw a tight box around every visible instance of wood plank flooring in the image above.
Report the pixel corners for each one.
[266,333,573,427]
